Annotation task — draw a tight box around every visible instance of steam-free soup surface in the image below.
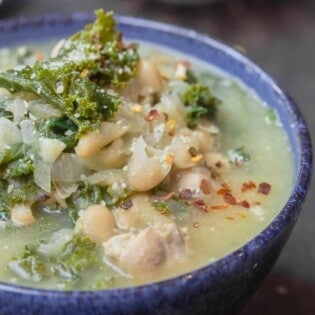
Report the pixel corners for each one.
[0,12,292,290]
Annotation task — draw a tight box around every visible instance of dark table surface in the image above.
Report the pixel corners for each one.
[0,0,314,313]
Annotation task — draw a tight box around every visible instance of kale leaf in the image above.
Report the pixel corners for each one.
[0,177,40,220]
[0,144,42,218]
[182,83,220,128]
[67,182,133,223]
[0,143,34,180]
[38,117,78,151]
[8,245,48,282]
[0,10,139,137]
[52,235,101,279]
[9,235,102,283]
[67,182,106,223]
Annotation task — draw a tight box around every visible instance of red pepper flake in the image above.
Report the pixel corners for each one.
[258,182,271,195]
[223,192,237,205]
[215,161,222,168]
[237,200,250,208]
[200,179,212,195]
[210,203,229,210]
[163,113,169,121]
[145,109,160,121]
[241,181,257,193]
[217,187,229,195]
[153,191,175,201]
[217,182,232,195]
[192,221,200,228]
[179,189,193,200]
[192,199,209,212]
[120,199,133,210]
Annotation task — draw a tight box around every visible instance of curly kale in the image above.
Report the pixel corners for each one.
[8,245,48,282]
[0,143,35,181]
[0,10,139,137]
[52,235,101,279]
[38,117,78,151]
[182,83,220,128]
[9,235,102,283]
[67,182,133,223]
[0,144,42,219]
[0,178,40,220]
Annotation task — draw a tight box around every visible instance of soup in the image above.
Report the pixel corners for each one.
[0,10,293,290]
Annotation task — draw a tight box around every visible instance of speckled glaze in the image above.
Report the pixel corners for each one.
[0,13,312,315]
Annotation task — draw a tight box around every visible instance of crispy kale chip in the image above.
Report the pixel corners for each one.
[0,10,139,136]
[183,83,220,128]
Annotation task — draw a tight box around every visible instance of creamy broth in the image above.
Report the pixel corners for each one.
[0,12,292,290]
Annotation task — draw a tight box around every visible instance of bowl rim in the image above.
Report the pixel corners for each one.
[0,12,312,297]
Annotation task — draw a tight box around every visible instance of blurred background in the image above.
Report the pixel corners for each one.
[0,0,314,313]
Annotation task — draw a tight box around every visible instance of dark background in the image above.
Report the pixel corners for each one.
[0,0,314,313]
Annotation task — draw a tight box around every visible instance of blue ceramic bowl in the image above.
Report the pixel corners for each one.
[0,13,312,315]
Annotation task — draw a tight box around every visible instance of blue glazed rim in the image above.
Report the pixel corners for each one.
[0,13,312,301]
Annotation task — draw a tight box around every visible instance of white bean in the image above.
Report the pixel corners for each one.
[127,137,172,191]
[11,204,35,227]
[77,205,115,243]
[75,122,129,158]
[192,129,214,153]
[136,59,162,96]
[83,138,127,170]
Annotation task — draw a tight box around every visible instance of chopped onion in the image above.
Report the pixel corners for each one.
[52,153,88,182]
[34,156,51,193]
[5,98,27,124]
[27,99,62,119]
[20,119,38,145]
[87,169,127,186]
[0,117,22,149]
[37,229,73,257]
[55,182,79,199]
[39,138,66,163]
